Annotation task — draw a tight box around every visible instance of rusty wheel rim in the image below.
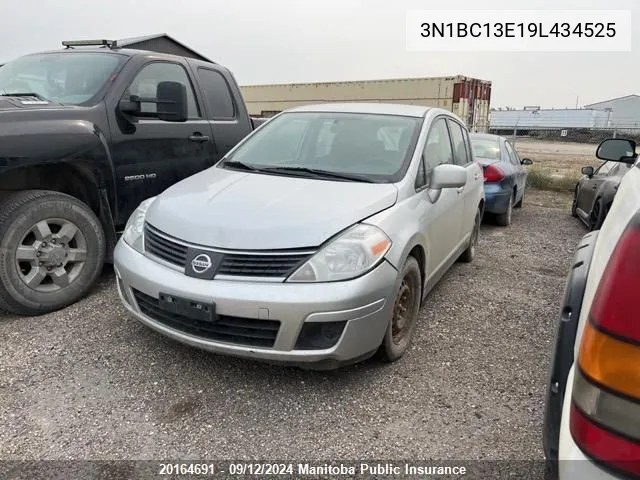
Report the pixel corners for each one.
[391,274,418,345]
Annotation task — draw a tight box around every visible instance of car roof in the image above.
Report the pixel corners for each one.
[287,102,433,118]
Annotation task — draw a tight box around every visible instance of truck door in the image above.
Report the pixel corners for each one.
[192,65,253,155]
[107,60,216,227]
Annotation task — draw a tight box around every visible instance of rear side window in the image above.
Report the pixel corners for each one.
[504,141,520,166]
[197,68,235,119]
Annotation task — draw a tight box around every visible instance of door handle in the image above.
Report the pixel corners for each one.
[456,187,464,194]
[188,134,210,142]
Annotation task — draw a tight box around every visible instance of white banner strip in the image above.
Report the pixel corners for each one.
[406,10,632,52]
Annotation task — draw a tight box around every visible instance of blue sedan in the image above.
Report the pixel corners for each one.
[469,133,533,226]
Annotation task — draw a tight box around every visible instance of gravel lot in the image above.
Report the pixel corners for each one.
[0,190,585,469]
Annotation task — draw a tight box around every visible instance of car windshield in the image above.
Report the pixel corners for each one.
[221,111,423,183]
[470,137,502,160]
[0,52,124,105]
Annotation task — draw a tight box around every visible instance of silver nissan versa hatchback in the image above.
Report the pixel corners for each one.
[114,103,485,369]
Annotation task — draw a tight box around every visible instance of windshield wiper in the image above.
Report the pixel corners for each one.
[220,160,265,172]
[260,166,375,183]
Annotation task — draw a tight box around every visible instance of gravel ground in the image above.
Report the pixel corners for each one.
[0,190,585,469]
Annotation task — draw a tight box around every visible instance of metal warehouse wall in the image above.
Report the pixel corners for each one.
[585,96,640,128]
[241,75,492,131]
[489,108,611,130]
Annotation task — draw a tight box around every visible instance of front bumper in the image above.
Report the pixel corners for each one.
[113,240,398,368]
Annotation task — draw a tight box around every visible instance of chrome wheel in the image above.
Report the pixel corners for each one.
[15,218,88,292]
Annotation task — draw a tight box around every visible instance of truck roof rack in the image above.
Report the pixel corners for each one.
[62,39,118,49]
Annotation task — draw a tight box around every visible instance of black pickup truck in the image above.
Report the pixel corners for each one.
[0,40,265,316]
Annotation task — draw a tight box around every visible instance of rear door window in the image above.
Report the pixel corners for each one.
[197,68,236,119]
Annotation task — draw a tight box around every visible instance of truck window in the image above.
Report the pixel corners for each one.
[197,68,235,119]
[124,62,200,118]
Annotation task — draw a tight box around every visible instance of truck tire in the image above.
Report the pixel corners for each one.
[0,190,106,316]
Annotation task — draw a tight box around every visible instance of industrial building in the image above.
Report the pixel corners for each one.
[241,75,492,132]
[584,94,640,129]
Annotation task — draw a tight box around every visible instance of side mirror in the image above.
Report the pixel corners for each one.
[156,81,188,122]
[581,166,595,177]
[596,138,637,163]
[521,158,533,166]
[430,164,467,189]
[117,81,188,122]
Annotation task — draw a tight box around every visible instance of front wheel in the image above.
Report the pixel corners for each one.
[571,187,579,218]
[514,188,524,209]
[589,198,606,231]
[377,256,422,362]
[0,190,106,316]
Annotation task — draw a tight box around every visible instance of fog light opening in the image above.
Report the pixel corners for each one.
[295,321,347,350]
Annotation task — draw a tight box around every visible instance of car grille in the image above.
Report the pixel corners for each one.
[144,223,188,266]
[144,223,313,278]
[132,289,281,348]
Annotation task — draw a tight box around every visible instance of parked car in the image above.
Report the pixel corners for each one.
[0,39,265,316]
[543,138,640,480]
[113,103,485,369]
[571,156,635,231]
[469,133,533,226]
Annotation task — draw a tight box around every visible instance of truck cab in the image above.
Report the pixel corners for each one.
[0,39,261,316]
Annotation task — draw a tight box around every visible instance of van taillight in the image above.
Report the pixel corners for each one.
[570,217,640,479]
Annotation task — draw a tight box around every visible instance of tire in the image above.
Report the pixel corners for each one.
[514,188,524,209]
[589,197,606,231]
[0,190,106,316]
[459,208,481,263]
[377,256,422,362]
[571,187,579,218]
[495,192,514,227]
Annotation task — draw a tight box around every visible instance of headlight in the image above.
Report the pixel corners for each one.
[122,197,156,253]
[287,224,391,283]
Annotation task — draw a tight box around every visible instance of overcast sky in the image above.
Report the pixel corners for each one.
[0,0,636,108]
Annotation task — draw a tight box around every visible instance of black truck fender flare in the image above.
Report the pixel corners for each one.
[542,230,600,465]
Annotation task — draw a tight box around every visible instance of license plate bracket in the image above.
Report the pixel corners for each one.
[158,293,216,322]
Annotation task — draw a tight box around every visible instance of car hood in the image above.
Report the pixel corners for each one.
[145,168,398,250]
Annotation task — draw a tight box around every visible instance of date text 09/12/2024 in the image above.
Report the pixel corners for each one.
[420,22,617,39]
[158,462,468,476]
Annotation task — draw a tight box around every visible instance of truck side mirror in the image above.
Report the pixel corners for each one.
[118,81,188,122]
[156,81,188,123]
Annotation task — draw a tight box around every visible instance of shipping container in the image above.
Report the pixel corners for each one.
[240,75,492,132]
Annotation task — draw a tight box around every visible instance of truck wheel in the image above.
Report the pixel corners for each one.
[377,256,422,362]
[0,190,106,316]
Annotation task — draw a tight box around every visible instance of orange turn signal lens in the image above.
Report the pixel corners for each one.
[578,321,640,400]
[370,239,390,256]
